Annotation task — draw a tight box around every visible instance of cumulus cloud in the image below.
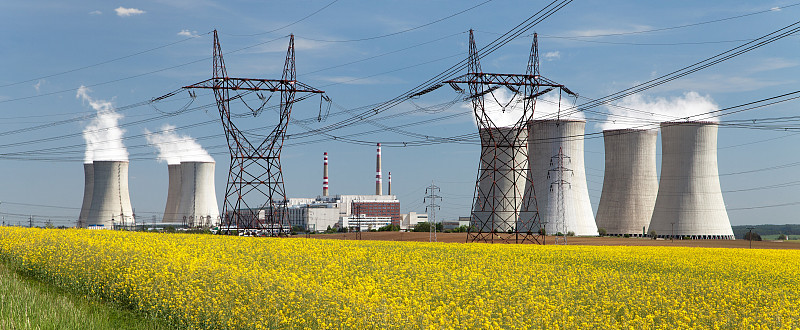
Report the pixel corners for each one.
[78,86,128,163]
[544,51,560,61]
[145,124,214,164]
[599,91,719,131]
[462,88,584,128]
[115,7,145,17]
[177,29,198,37]
[33,79,45,93]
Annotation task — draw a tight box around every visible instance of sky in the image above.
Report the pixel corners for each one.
[1,0,799,228]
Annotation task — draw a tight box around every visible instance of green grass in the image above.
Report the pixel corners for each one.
[0,262,172,330]
[761,234,800,241]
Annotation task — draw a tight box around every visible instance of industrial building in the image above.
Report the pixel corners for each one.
[595,129,659,236]
[176,161,219,227]
[286,195,401,232]
[82,161,134,228]
[471,127,529,233]
[648,122,735,239]
[527,119,597,236]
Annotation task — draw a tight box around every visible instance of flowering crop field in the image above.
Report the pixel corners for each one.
[0,227,798,329]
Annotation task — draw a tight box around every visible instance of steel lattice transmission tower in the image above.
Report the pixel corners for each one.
[424,181,441,242]
[184,30,327,236]
[548,147,572,244]
[445,30,575,244]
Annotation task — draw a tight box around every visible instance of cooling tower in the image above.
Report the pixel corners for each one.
[162,164,182,223]
[526,119,597,236]
[77,163,94,228]
[649,122,734,239]
[177,161,219,227]
[595,129,659,236]
[86,161,134,228]
[472,127,528,233]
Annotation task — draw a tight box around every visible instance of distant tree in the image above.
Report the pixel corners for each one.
[649,230,657,240]
[778,234,788,240]
[163,226,176,233]
[412,222,430,232]
[623,234,630,238]
[744,232,762,241]
[598,228,607,237]
[567,231,575,237]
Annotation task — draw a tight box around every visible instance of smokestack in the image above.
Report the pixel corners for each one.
[163,164,182,223]
[526,119,597,236]
[376,143,382,195]
[595,129,659,236]
[177,161,220,227]
[86,161,133,228]
[388,172,392,195]
[648,122,734,239]
[323,152,329,196]
[472,127,528,233]
[78,163,94,228]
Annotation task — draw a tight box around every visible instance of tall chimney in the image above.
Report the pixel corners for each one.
[388,171,392,195]
[323,152,329,196]
[376,143,382,195]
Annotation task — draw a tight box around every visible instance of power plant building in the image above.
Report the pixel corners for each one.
[177,161,219,227]
[162,164,182,223]
[78,163,94,228]
[471,127,529,233]
[595,129,659,236]
[84,161,134,228]
[526,119,597,236]
[648,122,734,239]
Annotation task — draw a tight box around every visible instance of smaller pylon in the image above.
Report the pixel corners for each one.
[548,147,572,244]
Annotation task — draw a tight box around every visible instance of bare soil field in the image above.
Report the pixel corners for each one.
[308,231,800,250]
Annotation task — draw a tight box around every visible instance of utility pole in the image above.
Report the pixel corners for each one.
[549,147,572,245]
[29,215,33,228]
[424,181,441,242]
[746,226,755,249]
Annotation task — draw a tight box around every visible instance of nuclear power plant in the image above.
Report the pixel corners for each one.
[595,129,659,237]
[78,163,94,228]
[470,127,529,233]
[527,119,597,236]
[82,161,134,228]
[648,122,734,239]
[177,161,219,227]
[162,164,182,223]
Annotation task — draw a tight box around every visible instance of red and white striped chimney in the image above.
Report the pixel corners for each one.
[388,171,392,195]
[375,143,382,195]
[323,152,329,196]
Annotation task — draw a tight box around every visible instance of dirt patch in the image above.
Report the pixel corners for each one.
[306,232,800,250]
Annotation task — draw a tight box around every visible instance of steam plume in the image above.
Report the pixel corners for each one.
[599,91,719,131]
[464,88,584,127]
[145,124,214,164]
[78,86,128,163]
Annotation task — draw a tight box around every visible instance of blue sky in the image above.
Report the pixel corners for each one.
[1,0,799,227]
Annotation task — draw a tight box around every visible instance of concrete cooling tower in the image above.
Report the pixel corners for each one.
[78,163,94,228]
[649,122,734,239]
[595,129,659,236]
[526,119,597,236]
[472,127,529,233]
[177,161,219,227]
[162,164,182,223]
[86,161,134,228]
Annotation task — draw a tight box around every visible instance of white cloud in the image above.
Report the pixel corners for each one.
[177,29,198,37]
[115,7,145,17]
[88,10,102,15]
[566,25,651,38]
[33,79,45,93]
[771,6,782,11]
[544,51,560,61]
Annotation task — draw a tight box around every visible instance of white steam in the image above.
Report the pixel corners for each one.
[78,86,128,163]
[599,91,719,131]
[145,124,214,164]
[463,88,584,128]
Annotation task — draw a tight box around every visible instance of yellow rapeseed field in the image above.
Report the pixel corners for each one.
[0,227,798,329]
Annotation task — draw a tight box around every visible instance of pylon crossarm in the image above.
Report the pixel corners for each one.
[183,78,324,94]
